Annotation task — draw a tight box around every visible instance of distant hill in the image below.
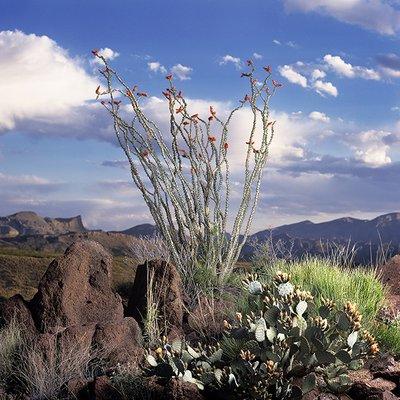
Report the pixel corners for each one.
[1,211,400,264]
[116,223,158,238]
[0,211,86,238]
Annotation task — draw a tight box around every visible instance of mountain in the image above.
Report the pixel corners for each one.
[253,213,400,243]
[0,211,86,238]
[117,223,158,238]
[1,211,400,264]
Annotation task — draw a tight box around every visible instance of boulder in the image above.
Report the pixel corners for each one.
[127,260,183,335]
[92,317,143,366]
[0,294,36,334]
[29,240,123,332]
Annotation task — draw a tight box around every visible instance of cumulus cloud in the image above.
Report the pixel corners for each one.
[324,54,380,80]
[376,53,400,78]
[278,65,308,87]
[147,61,167,74]
[311,69,326,80]
[0,30,99,131]
[312,80,338,97]
[253,52,263,59]
[282,0,400,35]
[351,130,393,166]
[309,111,330,123]
[171,63,193,80]
[219,54,242,69]
[91,47,119,65]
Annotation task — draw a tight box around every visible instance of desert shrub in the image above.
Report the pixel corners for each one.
[253,257,386,326]
[144,272,378,399]
[16,335,98,399]
[0,317,23,390]
[95,51,279,293]
[373,323,400,356]
[128,236,170,265]
[111,367,154,400]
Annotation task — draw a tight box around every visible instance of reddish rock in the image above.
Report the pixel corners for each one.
[92,376,122,400]
[29,240,123,332]
[166,379,205,400]
[127,260,183,335]
[0,294,36,334]
[348,382,399,399]
[92,317,143,366]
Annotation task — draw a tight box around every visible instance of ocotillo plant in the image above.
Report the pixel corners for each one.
[94,51,279,293]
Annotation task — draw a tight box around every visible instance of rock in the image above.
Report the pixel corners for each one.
[127,260,183,335]
[348,382,399,399]
[92,376,122,400]
[0,294,36,334]
[166,379,205,400]
[368,354,398,373]
[92,317,143,366]
[29,240,123,332]
[62,377,91,399]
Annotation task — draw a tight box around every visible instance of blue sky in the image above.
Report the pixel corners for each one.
[1,0,400,231]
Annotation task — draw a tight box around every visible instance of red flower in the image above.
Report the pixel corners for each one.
[263,66,272,73]
[224,142,229,150]
[162,91,170,99]
[183,121,190,126]
[166,74,173,80]
[191,114,199,120]
[91,49,99,56]
[208,116,213,121]
[176,106,184,114]
[272,80,283,88]
[208,136,216,142]
[210,106,216,116]
[141,149,149,157]
[247,59,253,66]
[137,92,148,97]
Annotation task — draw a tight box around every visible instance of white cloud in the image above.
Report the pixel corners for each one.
[0,30,99,131]
[324,54,380,80]
[219,54,242,69]
[171,63,193,80]
[253,52,263,59]
[349,130,393,166]
[147,61,167,74]
[283,0,400,35]
[91,47,119,65]
[273,39,282,45]
[312,80,338,97]
[278,65,308,87]
[309,111,330,123]
[311,68,326,81]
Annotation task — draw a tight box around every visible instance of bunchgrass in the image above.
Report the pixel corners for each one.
[237,253,400,356]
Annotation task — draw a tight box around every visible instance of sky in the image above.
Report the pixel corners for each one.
[1,0,400,232]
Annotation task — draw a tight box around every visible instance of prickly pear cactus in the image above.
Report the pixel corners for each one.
[145,272,379,399]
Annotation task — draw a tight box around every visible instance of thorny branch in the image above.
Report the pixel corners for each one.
[94,51,280,293]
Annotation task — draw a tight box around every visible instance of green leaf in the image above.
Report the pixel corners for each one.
[336,350,352,364]
[319,305,330,319]
[315,350,336,365]
[296,300,308,317]
[255,318,267,342]
[337,312,352,331]
[187,344,201,358]
[347,331,358,348]
[171,339,182,353]
[264,306,280,325]
[302,372,316,394]
[266,327,277,342]
[146,354,158,367]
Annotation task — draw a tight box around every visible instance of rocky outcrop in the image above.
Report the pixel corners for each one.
[0,211,86,238]
[29,240,123,332]
[1,240,143,370]
[127,259,184,335]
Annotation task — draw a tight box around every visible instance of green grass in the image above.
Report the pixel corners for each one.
[239,255,400,356]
